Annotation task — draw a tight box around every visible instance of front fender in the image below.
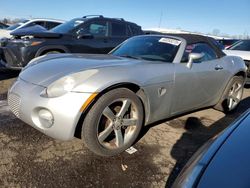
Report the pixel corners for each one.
[35,45,70,57]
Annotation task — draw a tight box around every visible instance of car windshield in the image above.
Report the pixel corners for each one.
[228,40,250,51]
[111,36,181,62]
[51,18,85,34]
[6,20,29,30]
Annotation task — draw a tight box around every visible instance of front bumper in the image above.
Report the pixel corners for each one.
[0,44,38,69]
[0,46,23,69]
[245,60,250,84]
[8,78,94,140]
[0,47,7,68]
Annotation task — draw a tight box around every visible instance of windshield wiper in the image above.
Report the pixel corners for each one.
[119,55,141,60]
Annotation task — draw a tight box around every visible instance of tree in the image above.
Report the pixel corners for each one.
[212,29,220,36]
[2,18,8,24]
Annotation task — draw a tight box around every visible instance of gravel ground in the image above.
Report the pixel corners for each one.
[0,74,249,188]
[0,70,18,99]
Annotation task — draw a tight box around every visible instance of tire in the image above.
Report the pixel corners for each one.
[214,76,244,113]
[44,51,61,55]
[82,88,144,156]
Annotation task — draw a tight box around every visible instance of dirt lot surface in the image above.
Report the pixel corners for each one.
[0,70,19,100]
[0,74,250,188]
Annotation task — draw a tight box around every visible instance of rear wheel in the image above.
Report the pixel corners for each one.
[214,76,244,113]
[82,88,144,156]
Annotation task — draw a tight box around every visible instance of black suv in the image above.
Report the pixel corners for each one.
[0,22,9,29]
[0,15,143,69]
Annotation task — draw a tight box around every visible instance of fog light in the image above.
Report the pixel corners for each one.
[38,109,54,128]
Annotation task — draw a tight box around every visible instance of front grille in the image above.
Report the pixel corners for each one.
[0,48,5,61]
[4,49,16,66]
[8,93,21,118]
[0,38,8,47]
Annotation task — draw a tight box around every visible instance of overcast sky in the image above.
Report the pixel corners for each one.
[1,0,250,36]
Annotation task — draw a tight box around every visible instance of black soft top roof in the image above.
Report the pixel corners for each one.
[164,33,226,58]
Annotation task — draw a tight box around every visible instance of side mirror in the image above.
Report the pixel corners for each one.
[77,33,94,39]
[186,53,204,69]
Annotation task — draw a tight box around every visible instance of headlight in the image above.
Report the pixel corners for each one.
[11,39,43,46]
[41,76,76,98]
[40,69,98,98]
[23,40,43,46]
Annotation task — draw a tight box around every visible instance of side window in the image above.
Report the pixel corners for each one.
[76,21,108,37]
[33,21,46,27]
[24,21,45,28]
[111,22,126,36]
[181,43,217,63]
[128,25,141,36]
[230,41,250,51]
[46,22,61,30]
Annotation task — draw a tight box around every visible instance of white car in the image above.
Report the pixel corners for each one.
[224,40,250,84]
[0,18,64,39]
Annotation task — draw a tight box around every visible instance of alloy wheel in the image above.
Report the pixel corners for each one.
[97,98,139,149]
[227,81,243,111]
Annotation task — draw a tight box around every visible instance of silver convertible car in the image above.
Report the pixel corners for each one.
[8,34,247,156]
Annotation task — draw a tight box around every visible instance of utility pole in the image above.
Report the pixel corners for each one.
[158,11,163,28]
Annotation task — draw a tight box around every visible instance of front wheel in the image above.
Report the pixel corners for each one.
[82,88,144,156]
[44,51,61,55]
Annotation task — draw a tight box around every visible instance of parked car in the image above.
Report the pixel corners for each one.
[213,40,224,50]
[172,109,250,188]
[143,30,163,35]
[0,15,143,69]
[0,25,49,48]
[8,34,247,156]
[217,39,239,49]
[0,18,64,39]
[0,22,9,29]
[224,40,250,84]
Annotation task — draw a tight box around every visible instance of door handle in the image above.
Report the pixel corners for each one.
[215,65,223,70]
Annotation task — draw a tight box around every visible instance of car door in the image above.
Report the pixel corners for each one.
[71,20,112,54]
[109,21,129,51]
[171,43,230,115]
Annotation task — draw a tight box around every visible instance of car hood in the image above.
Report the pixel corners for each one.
[19,54,143,87]
[10,25,47,37]
[10,29,64,38]
[223,50,250,61]
[197,110,250,188]
[0,29,11,39]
